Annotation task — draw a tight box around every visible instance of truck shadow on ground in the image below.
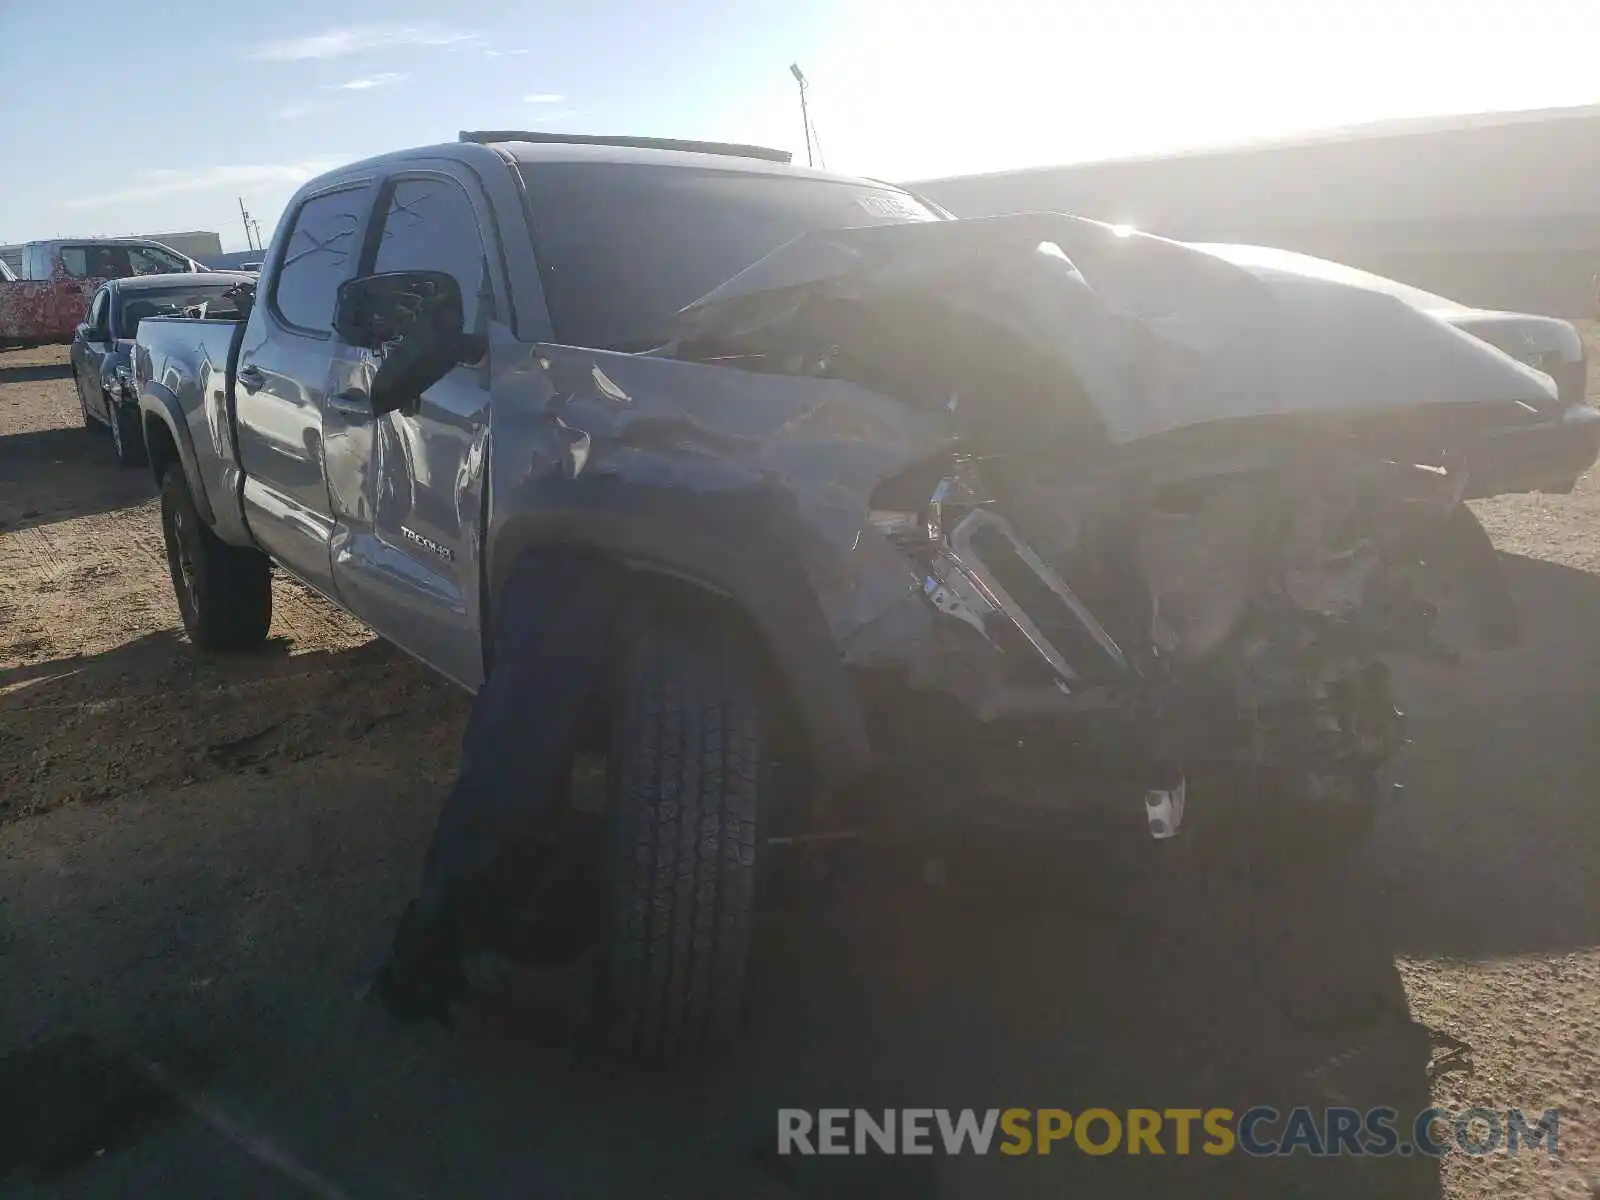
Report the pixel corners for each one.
[411,548,1594,1198]
[1380,551,1600,961]
[0,425,154,534]
[5,552,1597,1198]
[0,629,452,825]
[0,362,73,385]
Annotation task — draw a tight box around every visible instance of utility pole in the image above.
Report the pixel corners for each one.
[789,63,814,168]
[237,196,259,252]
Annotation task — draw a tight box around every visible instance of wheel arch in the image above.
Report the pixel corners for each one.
[138,386,216,527]
[488,506,871,799]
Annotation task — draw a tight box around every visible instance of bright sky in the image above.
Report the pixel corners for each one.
[1,0,1595,250]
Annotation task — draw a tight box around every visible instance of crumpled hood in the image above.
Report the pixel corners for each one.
[676,213,1557,444]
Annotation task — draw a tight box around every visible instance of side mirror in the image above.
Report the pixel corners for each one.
[333,270,486,415]
[74,322,90,342]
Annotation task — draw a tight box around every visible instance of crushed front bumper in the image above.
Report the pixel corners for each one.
[1465,402,1600,497]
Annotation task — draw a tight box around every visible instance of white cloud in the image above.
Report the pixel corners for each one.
[524,93,565,104]
[332,72,409,91]
[485,48,531,58]
[274,102,323,120]
[64,160,346,210]
[250,23,479,61]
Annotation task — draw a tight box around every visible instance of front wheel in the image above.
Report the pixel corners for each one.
[159,465,272,652]
[600,615,766,1061]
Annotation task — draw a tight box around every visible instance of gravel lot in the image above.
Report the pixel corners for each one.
[1,339,1596,1198]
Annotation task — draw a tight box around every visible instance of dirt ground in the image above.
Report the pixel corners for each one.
[1,340,1597,1198]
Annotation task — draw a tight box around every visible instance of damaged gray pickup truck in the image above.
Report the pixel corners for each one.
[135,132,1599,1056]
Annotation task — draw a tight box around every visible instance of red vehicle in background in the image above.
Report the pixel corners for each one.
[0,237,205,348]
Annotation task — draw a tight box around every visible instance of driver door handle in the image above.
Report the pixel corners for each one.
[236,364,265,392]
[326,389,371,419]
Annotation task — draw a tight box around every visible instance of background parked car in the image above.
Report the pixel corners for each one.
[72,272,254,465]
[1,237,207,348]
[201,250,265,272]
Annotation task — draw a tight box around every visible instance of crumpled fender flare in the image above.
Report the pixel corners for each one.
[488,496,872,794]
[137,385,217,528]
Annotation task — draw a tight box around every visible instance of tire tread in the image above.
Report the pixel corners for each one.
[608,618,762,1061]
[159,466,272,652]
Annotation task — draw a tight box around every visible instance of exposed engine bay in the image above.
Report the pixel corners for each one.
[845,441,1514,834]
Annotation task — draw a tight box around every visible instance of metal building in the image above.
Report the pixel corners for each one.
[138,230,223,261]
[911,104,1600,316]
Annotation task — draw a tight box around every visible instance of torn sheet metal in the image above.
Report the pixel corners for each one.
[522,343,953,645]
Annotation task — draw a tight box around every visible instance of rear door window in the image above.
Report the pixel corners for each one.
[270,186,367,334]
[62,245,132,279]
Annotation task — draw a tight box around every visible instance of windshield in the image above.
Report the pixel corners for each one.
[126,244,194,275]
[516,162,941,349]
[117,283,246,334]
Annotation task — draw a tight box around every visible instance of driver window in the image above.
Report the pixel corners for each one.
[84,246,124,279]
[87,289,110,339]
[368,175,489,331]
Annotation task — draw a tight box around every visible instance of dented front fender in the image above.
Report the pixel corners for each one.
[482,342,959,786]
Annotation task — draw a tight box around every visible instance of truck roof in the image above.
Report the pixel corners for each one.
[328,135,906,194]
[25,236,191,250]
[495,139,893,187]
[460,130,793,163]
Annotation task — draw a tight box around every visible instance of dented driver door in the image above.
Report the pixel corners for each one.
[324,167,495,690]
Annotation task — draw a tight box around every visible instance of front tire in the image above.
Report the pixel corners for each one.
[602,616,766,1061]
[159,465,272,652]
